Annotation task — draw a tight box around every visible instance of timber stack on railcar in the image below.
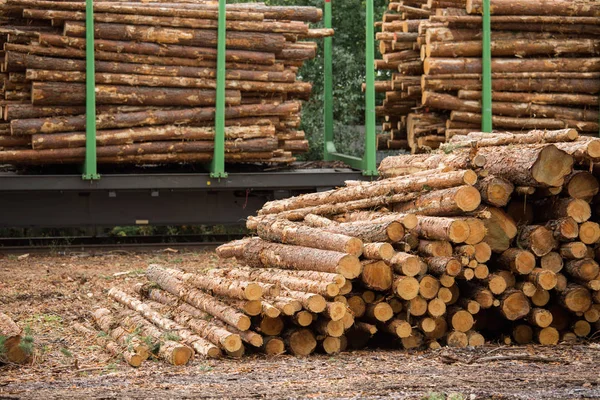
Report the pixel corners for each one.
[0,0,333,165]
[373,0,600,153]
[90,129,600,364]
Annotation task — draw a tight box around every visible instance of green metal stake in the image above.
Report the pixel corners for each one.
[82,0,99,180]
[362,0,378,176]
[211,0,228,178]
[481,0,493,133]
[323,0,334,160]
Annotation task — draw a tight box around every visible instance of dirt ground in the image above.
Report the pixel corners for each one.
[1,251,599,400]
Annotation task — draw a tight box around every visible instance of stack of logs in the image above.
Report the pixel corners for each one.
[374,0,600,153]
[92,129,599,363]
[0,0,333,165]
[0,312,29,364]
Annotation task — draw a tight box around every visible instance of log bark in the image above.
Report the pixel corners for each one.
[259,170,476,215]
[63,22,287,53]
[31,82,240,107]
[217,238,361,279]
[393,185,481,216]
[253,217,363,257]
[466,0,600,17]
[476,144,574,188]
[413,216,471,243]
[10,101,301,135]
[146,265,251,331]
[518,225,557,257]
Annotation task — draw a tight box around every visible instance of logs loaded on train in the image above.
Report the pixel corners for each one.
[89,129,600,365]
[373,0,600,153]
[0,1,333,165]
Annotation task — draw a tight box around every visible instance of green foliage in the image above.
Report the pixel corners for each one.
[0,335,6,355]
[60,347,73,358]
[227,0,388,160]
[422,393,466,400]
[164,332,181,342]
[19,326,34,356]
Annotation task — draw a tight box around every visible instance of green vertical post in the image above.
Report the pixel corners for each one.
[481,0,492,133]
[323,0,334,160]
[211,0,227,178]
[363,0,377,176]
[82,0,99,180]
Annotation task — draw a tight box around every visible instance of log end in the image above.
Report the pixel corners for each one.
[531,145,573,188]
[451,310,474,332]
[327,302,347,322]
[537,327,559,345]
[515,250,536,275]
[223,334,243,353]
[339,255,362,279]
[455,186,481,213]
[501,291,531,321]
[238,315,252,332]
[394,276,420,300]
[263,337,286,356]
[513,324,534,345]
[295,311,314,327]
[402,214,419,230]
[579,221,600,244]
[345,238,365,258]
[567,199,592,223]
[244,300,263,317]
[449,220,471,244]
[427,298,447,318]
[321,336,341,354]
[372,303,394,322]
[446,330,468,348]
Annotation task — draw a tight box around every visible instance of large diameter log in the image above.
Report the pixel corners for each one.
[424,57,600,75]
[258,170,477,215]
[63,22,287,53]
[10,101,301,135]
[466,0,600,17]
[254,218,363,257]
[476,144,573,188]
[426,39,600,58]
[38,34,275,65]
[31,82,240,107]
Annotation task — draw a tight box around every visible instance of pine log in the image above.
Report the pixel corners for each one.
[466,0,600,17]
[361,261,394,291]
[73,323,142,367]
[254,217,363,257]
[10,101,301,135]
[476,144,573,188]
[217,238,361,279]
[259,170,476,215]
[146,265,251,330]
[31,82,240,107]
[413,216,470,243]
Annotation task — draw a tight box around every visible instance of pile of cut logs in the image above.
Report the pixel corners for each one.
[0,1,332,165]
[0,312,29,364]
[92,129,599,364]
[374,0,600,153]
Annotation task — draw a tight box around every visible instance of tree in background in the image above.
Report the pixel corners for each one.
[231,0,387,159]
